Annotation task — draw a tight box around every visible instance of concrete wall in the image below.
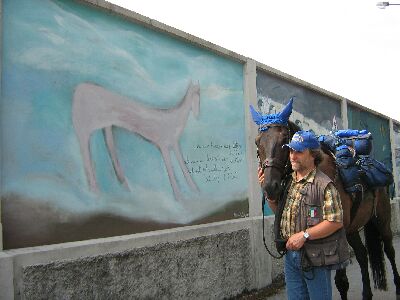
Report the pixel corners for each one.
[1,0,400,299]
[0,217,279,299]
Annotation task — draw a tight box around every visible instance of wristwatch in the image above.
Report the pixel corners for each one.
[303,230,310,240]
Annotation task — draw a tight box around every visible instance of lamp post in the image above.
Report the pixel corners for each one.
[377,2,400,8]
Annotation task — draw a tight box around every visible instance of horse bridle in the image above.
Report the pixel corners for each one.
[258,123,292,177]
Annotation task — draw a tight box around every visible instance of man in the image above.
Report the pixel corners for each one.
[258,130,349,300]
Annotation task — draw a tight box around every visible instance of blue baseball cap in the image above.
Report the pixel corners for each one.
[283,130,320,152]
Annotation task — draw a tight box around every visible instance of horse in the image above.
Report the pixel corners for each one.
[252,99,400,300]
[72,81,200,201]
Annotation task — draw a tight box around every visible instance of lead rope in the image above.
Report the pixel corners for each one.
[262,196,286,259]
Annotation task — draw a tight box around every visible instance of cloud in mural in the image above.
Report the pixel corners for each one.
[12,0,154,85]
[13,0,232,101]
[202,83,240,100]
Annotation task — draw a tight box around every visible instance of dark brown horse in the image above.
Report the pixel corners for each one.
[253,106,400,299]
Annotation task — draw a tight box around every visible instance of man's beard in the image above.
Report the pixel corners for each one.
[291,161,309,173]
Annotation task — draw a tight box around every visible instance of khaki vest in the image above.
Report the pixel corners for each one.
[297,169,350,269]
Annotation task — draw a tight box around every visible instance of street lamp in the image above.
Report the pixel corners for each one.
[377,2,400,8]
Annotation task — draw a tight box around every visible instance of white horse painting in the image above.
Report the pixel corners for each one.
[72,81,201,201]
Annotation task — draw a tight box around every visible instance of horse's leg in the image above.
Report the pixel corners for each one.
[375,188,400,297]
[172,142,199,192]
[382,233,400,297]
[77,131,99,193]
[335,268,349,300]
[160,145,183,201]
[347,231,373,300]
[103,127,130,190]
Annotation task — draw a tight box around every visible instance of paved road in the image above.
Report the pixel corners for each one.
[254,235,400,300]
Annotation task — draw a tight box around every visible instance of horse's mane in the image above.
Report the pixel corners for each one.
[288,120,301,138]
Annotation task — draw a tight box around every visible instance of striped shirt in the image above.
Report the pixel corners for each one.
[280,168,343,240]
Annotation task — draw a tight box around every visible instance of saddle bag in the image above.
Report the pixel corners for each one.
[335,145,362,193]
[357,156,393,187]
[352,138,372,155]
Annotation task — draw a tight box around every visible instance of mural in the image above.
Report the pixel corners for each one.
[256,71,343,135]
[1,0,248,249]
[256,71,342,214]
[393,122,400,198]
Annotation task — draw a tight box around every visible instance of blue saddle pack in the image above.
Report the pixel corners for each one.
[334,130,372,155]
[334,145,363,192]
[357,155,394,187]
[319,130,393,193]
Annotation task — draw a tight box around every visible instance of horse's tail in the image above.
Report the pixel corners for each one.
[364,218,388,290]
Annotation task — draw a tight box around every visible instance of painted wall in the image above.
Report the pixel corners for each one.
[1,0,248,249]
[256,71,343,134]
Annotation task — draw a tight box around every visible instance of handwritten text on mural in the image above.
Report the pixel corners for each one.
[184,141,243,184]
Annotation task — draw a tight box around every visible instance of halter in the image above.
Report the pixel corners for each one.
[258,123,292,178]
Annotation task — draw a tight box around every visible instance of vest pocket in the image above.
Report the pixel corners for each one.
[302,239,339,268]
[323,240,339,265]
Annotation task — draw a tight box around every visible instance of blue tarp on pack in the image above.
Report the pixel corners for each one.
[334,129,369,138]
[357,156,394,187]
[319,130,392,192]
[334,129,372,155]
[335,145,363,192]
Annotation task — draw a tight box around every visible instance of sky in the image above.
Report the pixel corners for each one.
[107,0,400,122]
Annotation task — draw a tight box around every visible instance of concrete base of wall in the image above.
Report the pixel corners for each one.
[0,216,278,300]
[1,200,399,300]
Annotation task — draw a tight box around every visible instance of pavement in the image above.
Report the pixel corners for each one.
[239,235,400,300]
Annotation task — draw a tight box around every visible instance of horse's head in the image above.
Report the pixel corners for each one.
[189,81,200,118]
[256,124,292,200]
[251,98,297,200]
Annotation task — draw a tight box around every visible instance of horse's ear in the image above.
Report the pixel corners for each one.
[278,97,294,123]
[249,105,262,125]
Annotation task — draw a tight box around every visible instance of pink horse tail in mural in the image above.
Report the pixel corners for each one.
[72,81,201,201]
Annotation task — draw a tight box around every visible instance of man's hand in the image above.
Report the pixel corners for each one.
[258,167,264,185]
[286,231,306,251]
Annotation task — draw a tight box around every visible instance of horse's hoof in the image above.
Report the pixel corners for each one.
[362,293,373,300]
